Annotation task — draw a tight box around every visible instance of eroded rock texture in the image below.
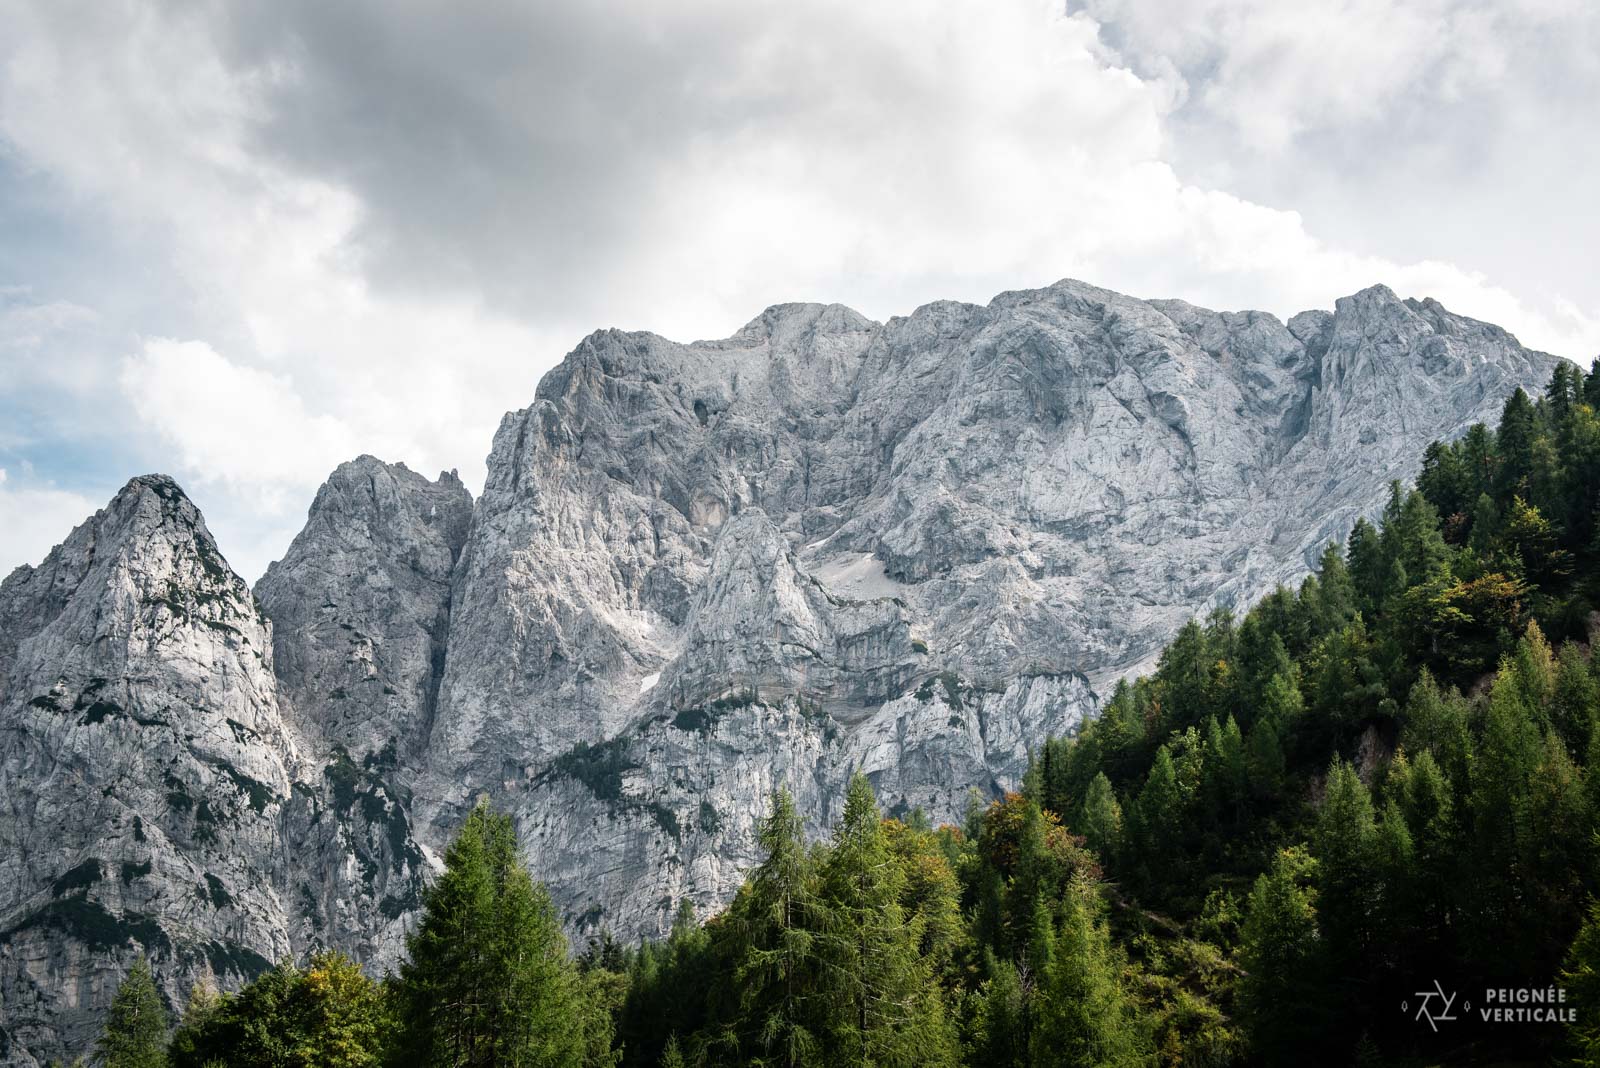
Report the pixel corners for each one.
[0,279,1556,1064]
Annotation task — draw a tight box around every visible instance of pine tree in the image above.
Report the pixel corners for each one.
[97,957,168,1068]
[394,800,584,1068]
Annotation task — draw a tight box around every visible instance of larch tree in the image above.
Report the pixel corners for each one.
[816,773,957,1068]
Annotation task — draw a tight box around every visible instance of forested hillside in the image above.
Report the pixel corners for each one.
[86,364,1600,1065]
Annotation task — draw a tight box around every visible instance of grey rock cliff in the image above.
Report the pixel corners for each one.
[0,478,295,1062]
[419,280,1552,937]
[257,457,473,762]
[0,279,1558,1063]
[0,471,451,1065]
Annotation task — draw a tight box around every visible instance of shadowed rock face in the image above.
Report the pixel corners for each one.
[256,457,473,763]
[0,279,1557,1064]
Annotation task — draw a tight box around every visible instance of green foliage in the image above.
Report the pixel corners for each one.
[1237,848,1324,1061]
[1030,876,1149,1066]
[815,774,958,1067]
[97,957,169,1068]
[393,801,588,1067]
[1563,900,1600,1066]
[169,952,388,1068]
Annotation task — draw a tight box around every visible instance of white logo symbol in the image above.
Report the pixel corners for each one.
[1406,980,1461,1031]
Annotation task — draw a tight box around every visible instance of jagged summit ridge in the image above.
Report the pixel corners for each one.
[427,279,1551,939]
[0,279,1559,1065]
[257,457,472,762]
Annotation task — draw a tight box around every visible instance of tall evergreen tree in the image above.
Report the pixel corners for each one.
[97,957,168,1068]
[719,790,827,1068]
[1562,900,1600,1066]
[816,774,957,1067]
[1077,772,1123,862]
[394,800,584,1068]
[1496,387,1539,498]
[1313,759,1377,976]
[1029,877,1148,1067]
[1237,848,1325,1063]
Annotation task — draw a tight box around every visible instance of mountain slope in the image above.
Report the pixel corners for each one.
[0,473,452,1065]
[0,278,1558,1063]
[409,279,1552,934]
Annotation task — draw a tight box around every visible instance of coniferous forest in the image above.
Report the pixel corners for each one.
[88,364,1600,1065]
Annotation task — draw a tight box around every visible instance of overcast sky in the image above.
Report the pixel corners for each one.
[2,0,1596,581]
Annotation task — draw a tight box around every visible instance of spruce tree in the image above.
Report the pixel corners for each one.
[1029,877,1147,1067]
[394,800,584,1068]
[1496,387,1539,497]
[97,957,168,1068]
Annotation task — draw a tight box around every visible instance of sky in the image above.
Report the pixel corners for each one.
[1,0,1596,581]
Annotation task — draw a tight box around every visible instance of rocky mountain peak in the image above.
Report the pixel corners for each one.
[256,458,472,763]
[0,474,302,1063]
[0,278,1565,1065]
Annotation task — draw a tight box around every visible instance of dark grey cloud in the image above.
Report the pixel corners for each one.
[209,2,859,325]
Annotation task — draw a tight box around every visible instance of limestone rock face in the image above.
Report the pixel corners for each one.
[256,457,473,762]
[0,478,295,1063]
[0,279,1558,1064]
[0,474,442,1065]
[420,280,1551,937]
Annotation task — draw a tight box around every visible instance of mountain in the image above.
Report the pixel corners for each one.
[0,279,1556,1064]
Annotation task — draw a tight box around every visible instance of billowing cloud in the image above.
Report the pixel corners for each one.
[0,0,1594,579]
[0,467,99,575]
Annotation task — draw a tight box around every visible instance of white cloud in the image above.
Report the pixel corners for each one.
[0,469,99,575]
[120,339,362,499]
